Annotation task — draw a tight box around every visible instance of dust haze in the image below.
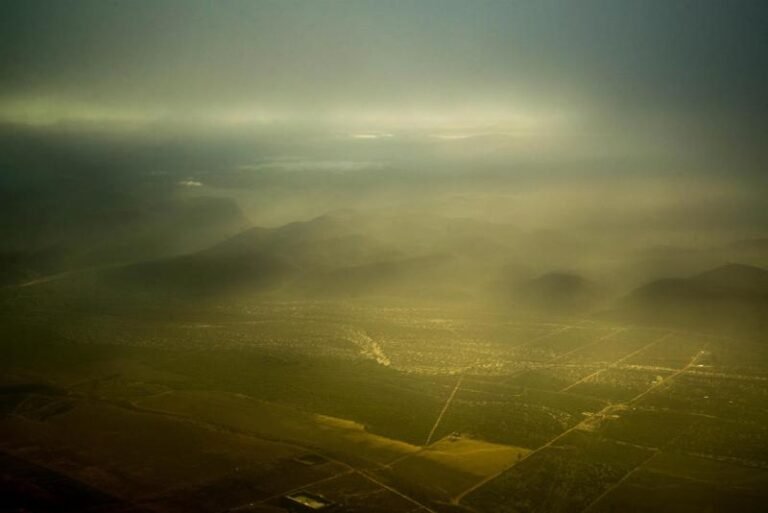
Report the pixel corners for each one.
[2,2,767,513]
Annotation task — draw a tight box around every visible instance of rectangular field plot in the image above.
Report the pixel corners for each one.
[566,368,674,403]
[464,430,654,513]
[298,472,425,513]
[135,390,422,467]
[636,373,768,424]
[0,400,333,505]
[432,386,605,449]
[141,349,449,445]
[674,416,768,467]
[588,452,768,513]
[507,326,617,363]
[495,365,603,392]
[623,332,706,369]
[561,328,667,366]
[597,408,699,449]
[701,339,768,377]
[383,437,530,500]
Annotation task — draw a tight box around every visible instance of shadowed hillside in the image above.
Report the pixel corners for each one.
[511,272,605,314]
[0,195,249,286]
[618,264,768,337]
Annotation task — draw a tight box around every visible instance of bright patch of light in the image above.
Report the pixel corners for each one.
[430,131,528,140]
[0,97,158,126]
[240,159,385,173]
[350,133,394,140]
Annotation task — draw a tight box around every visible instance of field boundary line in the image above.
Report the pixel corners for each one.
[453,342,706,505]
[424,374,464,446]
[579,451,659,513]
[547,327,626,365]
[560,331,673,392]
[69,391,438,513]
[629,347,707,405]
[358,469,438,513]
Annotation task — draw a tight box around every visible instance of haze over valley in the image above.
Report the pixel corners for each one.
[2,2,768,512]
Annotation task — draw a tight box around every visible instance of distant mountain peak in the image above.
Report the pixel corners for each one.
[512,271,602,313]
[695,262,766,276]
[528,272,587,287]
[619,262,768,332]
[692,263,768,291]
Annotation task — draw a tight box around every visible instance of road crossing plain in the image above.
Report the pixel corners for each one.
[2,301,767,512]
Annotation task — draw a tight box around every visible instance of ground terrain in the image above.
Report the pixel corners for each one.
[2,296,767,512]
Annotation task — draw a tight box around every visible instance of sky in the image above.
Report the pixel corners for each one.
[0,1,767,235]
[1,2,766,145]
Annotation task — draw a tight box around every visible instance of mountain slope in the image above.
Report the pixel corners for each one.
[693,263,768,294]
[97,210,527,301]
[511,272,604,313]
[0,195,250,286]
[619,263,768,335]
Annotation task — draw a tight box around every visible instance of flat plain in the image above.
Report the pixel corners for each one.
[2,299,767,513]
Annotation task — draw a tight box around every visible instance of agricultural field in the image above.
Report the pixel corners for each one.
[586,452,768,513]
[1,300,767,513]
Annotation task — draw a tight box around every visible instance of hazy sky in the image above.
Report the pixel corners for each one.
[1,1,767,196]
[0,0,766,268]
[1,1,765,145]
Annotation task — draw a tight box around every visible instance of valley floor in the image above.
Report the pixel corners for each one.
[2,300,768,512]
